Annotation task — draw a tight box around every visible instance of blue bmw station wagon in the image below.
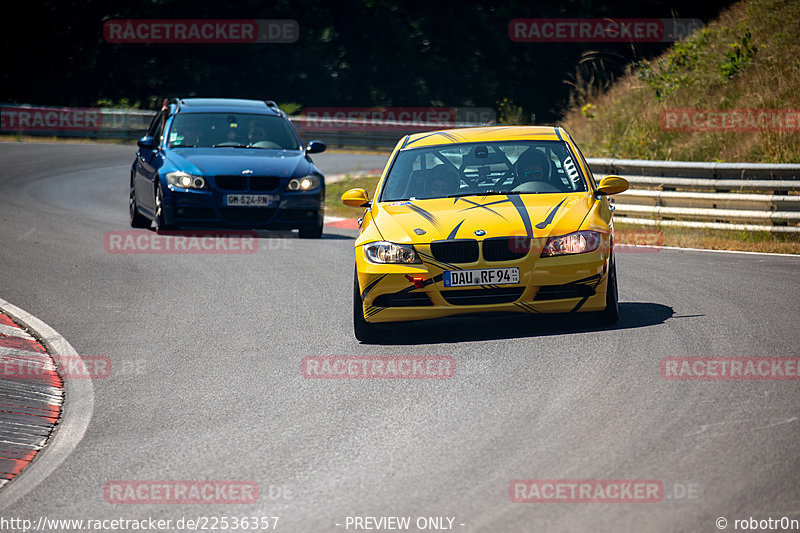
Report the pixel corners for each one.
[130,98,327,237]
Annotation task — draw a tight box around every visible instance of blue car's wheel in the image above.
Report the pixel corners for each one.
[298,211,323,239]
[129,180,150,229]
[153,184,174,233]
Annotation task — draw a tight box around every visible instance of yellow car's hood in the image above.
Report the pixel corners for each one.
[371,193,596,244]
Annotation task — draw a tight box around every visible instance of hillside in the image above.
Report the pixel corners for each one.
[560,0,800,163]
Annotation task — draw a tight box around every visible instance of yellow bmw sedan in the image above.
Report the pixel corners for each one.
[342,126,629,342]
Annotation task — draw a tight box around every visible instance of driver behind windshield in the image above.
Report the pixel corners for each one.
[424,165,461,198]
[175,119,205,147]
[514,148,550,187]
[248,121,267,145]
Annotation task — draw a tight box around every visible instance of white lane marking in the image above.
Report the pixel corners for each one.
[18,226,35,241]
[685,417,798,437]
[0,298,94,511]
[619,244,800,258]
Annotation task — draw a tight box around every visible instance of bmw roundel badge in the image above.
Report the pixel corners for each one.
[474,229,486,236]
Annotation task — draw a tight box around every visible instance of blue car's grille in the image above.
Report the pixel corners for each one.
[215,175,248,190]
[250,177,280,191]
[214,175,281,192]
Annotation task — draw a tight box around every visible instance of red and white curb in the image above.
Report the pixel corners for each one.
[324,216,360,230]
[0,313,63,489]
[0,298,94,511]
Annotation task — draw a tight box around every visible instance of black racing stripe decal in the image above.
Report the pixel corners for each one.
[408,203,440,229]
[364,306,385,319]
[361,274,387,301]
[555,128,563,140]
[391,273,444,297]
[417,251,461,272]
[447,220,465,240]
[400,135,411,149]
[508,195,533,238]
[515,302,540,314]
[456,197,510,219]
[404,130,464,148]
[535,198,566,230]
[570,296,590,313]
[569,266,608,313]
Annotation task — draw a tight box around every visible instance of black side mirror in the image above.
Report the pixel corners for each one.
[306,140,326,154]
[137,136,157,150]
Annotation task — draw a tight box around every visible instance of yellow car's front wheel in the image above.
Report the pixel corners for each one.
[596,256,619,325]
[353,267,381,343]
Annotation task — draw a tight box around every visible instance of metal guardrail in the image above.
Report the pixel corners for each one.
[587,158,800,180]
[588,159,800,234]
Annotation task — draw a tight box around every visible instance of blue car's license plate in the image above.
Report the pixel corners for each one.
[224,194,274,207]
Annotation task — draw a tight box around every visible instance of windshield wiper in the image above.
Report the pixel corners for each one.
[446,190,523,198]
[211,143,251,148]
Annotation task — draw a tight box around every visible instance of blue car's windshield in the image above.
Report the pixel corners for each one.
[167,113,300,150]
[380,140,588,202]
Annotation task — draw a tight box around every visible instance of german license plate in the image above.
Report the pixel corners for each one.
[443,267,520,287]
[225,194,274,207]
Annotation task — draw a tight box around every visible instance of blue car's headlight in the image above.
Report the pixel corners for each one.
[541,231,601,257]
[288,175,321,191]
[364,241,421,264]
[166,171,206,189]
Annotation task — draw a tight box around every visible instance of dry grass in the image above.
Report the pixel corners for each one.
[325,174,381,219]
[560,0,800,163]
[616,222,799,254]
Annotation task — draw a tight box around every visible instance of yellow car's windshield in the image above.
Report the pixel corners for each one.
[380,140,587,201]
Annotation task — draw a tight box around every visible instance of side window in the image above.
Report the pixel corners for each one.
[572,143,596,188]
[146,111,166,145]
[146,113,160,137]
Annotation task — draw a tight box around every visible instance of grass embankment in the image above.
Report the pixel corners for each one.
[616,222,799,254]
[560,0,800,162]
[559,0,799,253]
[325,175,381,219]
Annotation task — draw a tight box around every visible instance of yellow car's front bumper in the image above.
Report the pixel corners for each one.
[356,239,611,324]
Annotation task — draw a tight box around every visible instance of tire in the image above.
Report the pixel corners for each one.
[129,180,150,228]
[353,269,381,343]
[298,212,323,239]
[597,256,619,325]
[153,184,174,233]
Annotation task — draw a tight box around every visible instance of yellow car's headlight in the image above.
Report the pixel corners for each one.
[364,241,421,264]
[541,231,601,257]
